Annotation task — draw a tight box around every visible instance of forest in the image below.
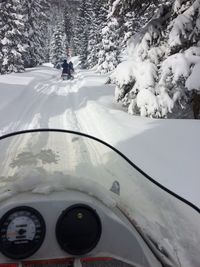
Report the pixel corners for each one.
[0,0,200,118]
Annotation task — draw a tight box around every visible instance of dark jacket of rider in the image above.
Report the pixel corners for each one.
[69,61,74,73]
[62,60,69,74]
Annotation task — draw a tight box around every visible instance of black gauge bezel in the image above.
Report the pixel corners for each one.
[56,204,102,255]
[0,206,46,259]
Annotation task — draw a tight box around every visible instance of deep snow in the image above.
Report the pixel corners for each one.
[0,64,199,208]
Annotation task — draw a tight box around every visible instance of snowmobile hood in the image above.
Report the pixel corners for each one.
[0,129,199,267]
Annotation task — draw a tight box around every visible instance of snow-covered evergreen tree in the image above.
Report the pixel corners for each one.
[64,7,73,50]
[122,11,137,47]
[22,0,50,68]
[87,3,98,68]
[50,21,67,69]
[97,17,121,73]
[0,0,25,74]
[87,0,108,68]
[73,20,81,56]
[111,0,200,118]
[74,0,92,68]
[38,0,51,63]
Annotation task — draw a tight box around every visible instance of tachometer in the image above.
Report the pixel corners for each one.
[56,204,101,255]
[0,206,45,259]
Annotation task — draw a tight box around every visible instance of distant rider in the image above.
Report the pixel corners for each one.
[62,59,69,76]
[68,61,74,78]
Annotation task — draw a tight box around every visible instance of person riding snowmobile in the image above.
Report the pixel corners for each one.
[68,61,74,78]
[61,59,74,80]
[62,59,69,76]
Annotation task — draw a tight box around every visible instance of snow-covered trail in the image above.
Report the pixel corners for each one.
[0,66,113,134]
[0,67,60,134]
[0,66,199,207]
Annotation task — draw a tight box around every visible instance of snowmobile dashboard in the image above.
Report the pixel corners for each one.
[0,190,162,267]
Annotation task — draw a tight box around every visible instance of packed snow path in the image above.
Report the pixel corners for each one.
[0,66,199,207]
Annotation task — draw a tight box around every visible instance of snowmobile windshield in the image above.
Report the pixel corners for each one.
[0,129,199,267]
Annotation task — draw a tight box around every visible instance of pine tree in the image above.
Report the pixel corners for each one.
[38,0,51,63]
[122,11,138,46]
[74,0,92,68]
[111,0,200,118]
[0,0,25,74]
[87,0,108,68]
[64,8,73,49]
[22,0,50,68]
[97,16,121,73]
[73,17,82,56]
[87,2,97,68]
[63,0,80,56]
[50,21,67,69]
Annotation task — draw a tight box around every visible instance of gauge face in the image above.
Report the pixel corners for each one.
[0,206,45,259]
[56,204,101,255]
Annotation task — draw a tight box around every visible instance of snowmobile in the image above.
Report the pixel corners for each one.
[61,73,74,81]
[0,129,199,267]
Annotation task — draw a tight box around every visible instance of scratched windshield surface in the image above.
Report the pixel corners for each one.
[0,130,199,267]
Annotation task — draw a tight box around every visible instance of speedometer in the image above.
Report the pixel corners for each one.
[0,206,45,259]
